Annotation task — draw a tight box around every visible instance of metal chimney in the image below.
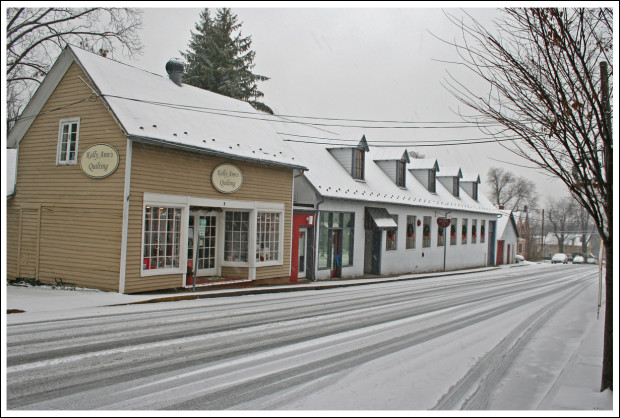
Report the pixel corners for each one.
[165,58,184,86]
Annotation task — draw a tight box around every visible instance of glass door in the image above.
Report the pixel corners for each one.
[298,229,307,278]
[195,213,217,277]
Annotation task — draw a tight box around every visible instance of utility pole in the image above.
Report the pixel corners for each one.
[540,209,544,260]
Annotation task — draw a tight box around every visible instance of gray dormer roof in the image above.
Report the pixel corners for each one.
[409,158,439,172]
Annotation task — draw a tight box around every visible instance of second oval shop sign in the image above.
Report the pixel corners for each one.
[211,163,244,193]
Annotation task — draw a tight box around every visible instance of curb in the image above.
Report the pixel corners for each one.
[117,266,503,306]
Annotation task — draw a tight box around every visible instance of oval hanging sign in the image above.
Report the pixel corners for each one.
[80,144,119,178]
[212,163,243,193]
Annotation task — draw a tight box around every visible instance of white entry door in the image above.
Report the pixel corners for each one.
[190,211,218,277]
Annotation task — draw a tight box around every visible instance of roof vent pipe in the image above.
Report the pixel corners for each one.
[165,58,185,86]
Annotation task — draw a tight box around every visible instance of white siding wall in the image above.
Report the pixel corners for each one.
[376,161,397,184]
[312,198,497,279]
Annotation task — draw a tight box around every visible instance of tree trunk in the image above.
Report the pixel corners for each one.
[600,241,613,391]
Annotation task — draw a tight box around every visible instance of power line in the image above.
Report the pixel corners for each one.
[101,93,503,129]
[277,131,520,145]
[280,137,519,148]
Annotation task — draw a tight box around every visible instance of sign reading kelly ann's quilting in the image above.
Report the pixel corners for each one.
[80,144,119,178]
[212,163,243,193]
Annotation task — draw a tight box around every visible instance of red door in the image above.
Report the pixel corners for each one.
[496,240,505,265]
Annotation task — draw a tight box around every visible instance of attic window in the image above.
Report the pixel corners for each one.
[453,177,460,197]
[353,148,365,180]
[57,118,80,165]
[428,169,436,193]
[396,160,406,188]
[472,182,478,201]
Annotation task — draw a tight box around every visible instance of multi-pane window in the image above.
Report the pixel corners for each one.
[57,118,80,164]
[423,216,432,248]
[386,215,398,251]
[437,221,445,247]
[143,206,182,271]
[472,182,478,200]
[481,220,486,243]
[256,212,281,263]
[396,160,406,188]
[224,211,249,262]
[353,148,365,180]
[453,177,460,197]
[472,219,478,244]
[318,211,355,269]
[450,218,458,245]
[462,218,468,244]
[342,212,355,266]
[406,215,416,249]
[428,170,436,193]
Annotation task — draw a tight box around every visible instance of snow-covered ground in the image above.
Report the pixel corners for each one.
[3,263,617,414]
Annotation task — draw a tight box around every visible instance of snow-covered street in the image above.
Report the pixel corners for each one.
[4,264,614,411]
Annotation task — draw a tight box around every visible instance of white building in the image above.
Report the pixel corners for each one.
[283,127,502,281]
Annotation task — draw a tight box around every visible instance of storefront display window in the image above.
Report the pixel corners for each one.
[256,211,281,263]
[450,218,458,245]
[423,216,432,248]
[386,214,398,251]
[143,206,182,271]
[318,211,355,269]
[406,215,416,249]
[462,218,468,244]
[225,211,249,263]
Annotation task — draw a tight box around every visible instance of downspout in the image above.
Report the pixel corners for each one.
[312,192,325,282]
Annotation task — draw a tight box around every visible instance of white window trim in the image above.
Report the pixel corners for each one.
[56,117,80,165]
[222,209,252,267]
[255,209,285,267]
[140,201,187,277]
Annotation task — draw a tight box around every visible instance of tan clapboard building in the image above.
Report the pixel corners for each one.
[7,45,305,293]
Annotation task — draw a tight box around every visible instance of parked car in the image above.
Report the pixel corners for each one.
[515,254,525,263]
[551,253,568,264]
[572,255,585,264]
[586,257,598,264]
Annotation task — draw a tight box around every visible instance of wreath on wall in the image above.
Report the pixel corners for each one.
[407,224,415,237]
[472,225,477,238]
[451,224,456,238]
[438,226,444,236]
[462,225,467,236]
[423,224,431,237]
[481,225,486,238]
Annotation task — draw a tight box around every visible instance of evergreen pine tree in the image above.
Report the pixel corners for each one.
[181,8,273,114]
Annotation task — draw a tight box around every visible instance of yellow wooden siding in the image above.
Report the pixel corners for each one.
[6,62,126,290]
[124,142,293,293]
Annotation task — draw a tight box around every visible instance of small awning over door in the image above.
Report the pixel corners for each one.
[365,207,397,230]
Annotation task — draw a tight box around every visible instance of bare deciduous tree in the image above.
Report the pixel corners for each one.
[6,7,143,132]
[442,8,613,391]
[486,166,538,211]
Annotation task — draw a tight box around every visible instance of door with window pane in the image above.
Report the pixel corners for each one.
[190,211,217,277]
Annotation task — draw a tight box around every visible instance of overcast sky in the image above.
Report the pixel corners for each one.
[72,5,610,205]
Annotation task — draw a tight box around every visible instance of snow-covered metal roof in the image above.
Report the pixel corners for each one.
[278,124,498,215]
[10,45,305,170]
[437,166,463,178]
[409,158,440,172]
[369,147,410,163]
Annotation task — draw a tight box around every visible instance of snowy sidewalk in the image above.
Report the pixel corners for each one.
[537,308,613,410]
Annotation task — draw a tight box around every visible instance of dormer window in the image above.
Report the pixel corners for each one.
[372,148,410,188]
[396,160,406,187]
[353,147,365,180]
[428,169,436,193]
[409,158,439,194]
[460,172,481,201]
[327,135,369,181]
[438,167,463,198]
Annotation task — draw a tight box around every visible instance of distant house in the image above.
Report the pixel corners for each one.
[495,210,520,265]
[7,45,306,293]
